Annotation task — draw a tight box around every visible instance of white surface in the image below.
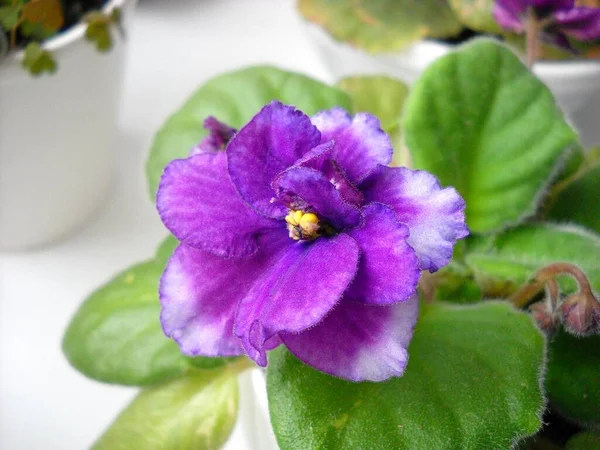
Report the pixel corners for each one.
[1,1,599,449]
[0,1,329,448]
[0,0,134,250]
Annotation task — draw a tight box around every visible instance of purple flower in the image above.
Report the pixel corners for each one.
[494,0,600,49]
[157,102,468,382]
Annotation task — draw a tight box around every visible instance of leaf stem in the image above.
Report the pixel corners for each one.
[510,262,594,308]
[525,8,539,68]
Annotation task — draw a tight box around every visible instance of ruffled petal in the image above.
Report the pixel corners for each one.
[190,117,236,155]
[493,0,528,32]
[311,108,392,183]
[555,7,600,41]
[282,294,419,382]
[274,166,362,230]
[159,231,289,356]
[157,152,279,258]
[345,204,420,305]
[227,101,321,217]
[361,166,468,273]
[234,233,360,366]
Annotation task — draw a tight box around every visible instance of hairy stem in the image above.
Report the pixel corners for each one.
[511,262,594,308]
[525,8,539,68]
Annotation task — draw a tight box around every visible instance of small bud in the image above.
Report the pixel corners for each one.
[560,293,600,337]
[530,302,557,335]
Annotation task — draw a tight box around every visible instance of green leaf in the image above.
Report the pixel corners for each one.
[93,368,239,450]
[336,75,409,166]
[85,20,112,52]
[0,4,21,29]
[549,148,600,234]
[22,42,57,76]
[566,432,600,450]
[465,223,600,297]
[146,66,352,198]
[403,39,578,233]
[546,331,600,427]
[297,0,462,53]
[63,260,189,386]
[448,0,501,33]
[268,301,545,450]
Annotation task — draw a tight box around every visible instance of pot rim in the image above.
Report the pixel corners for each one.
[4,0,129,60]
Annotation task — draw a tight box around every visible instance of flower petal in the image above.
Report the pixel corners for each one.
[157,152,279,258]
[346,204,420,305]
[227,101,321,217]
[311,108,392,183]
[159,232,289,356]
[282,294,419,382]
[274,166,362,230]
[234,233,360,366]
[361,166,468,272]
[555,7,600,41]
[493,0,527,32]
[190,117,236,155]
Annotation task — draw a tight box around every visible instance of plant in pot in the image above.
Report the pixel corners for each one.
[296,0,600,116]
[61,40,600,449]
[0,0,136,251]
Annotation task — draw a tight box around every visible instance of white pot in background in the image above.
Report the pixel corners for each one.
[0,0,137,251]
[238,370,279,450]
[304,22,600,116]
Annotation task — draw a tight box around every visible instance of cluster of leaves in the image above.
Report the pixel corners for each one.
[62,39,600,449]
[0,0,122,76]
[296,0,600,60]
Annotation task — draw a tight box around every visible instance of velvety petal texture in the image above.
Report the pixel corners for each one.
[345,204,419,305]
[158,101,467,382]
[282,294,419,382]
[227,101,321,217]
[361,166,468,272]
[157,152,278,258]
[311,108,392,183]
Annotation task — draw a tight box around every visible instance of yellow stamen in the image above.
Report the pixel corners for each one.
[299,213,319,231]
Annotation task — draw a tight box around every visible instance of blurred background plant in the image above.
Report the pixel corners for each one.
[297,0,600,60]
[0,0,122,75]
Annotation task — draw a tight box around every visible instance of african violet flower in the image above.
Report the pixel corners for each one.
[157,101,467,382]
[494,0,600,49]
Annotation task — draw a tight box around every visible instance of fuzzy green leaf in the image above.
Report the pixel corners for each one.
[22,42,56,76]
[297,0,462,52]
[93,368,239,450]
[146,66,352,198]
[549,148,600,234]
[465,223,600,297]
[268,301,545,450]
[403,39,578,233]
[547,331,600,427]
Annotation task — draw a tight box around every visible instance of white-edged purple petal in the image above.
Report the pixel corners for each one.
[227,101,321,218]
[282,294,419,382]
[311,108,392,183]
[157,152,279,258]
[346,204,420,305]
[159,231,289,357]
[361,166,468,273]
[234,233,360,366]
[274,166,362,230]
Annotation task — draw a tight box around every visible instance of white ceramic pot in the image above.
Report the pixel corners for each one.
[303,22,600,116]
[0,0,137,251]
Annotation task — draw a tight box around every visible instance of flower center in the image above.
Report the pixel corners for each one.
[285,209,320,241]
